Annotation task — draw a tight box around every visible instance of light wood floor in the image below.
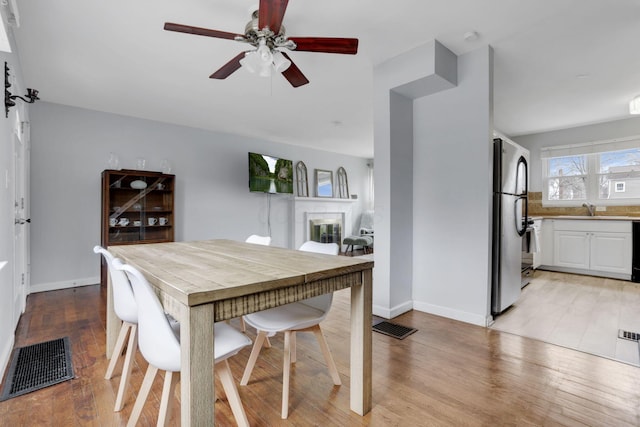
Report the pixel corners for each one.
[2,283,640,426]
[492,270,640,366]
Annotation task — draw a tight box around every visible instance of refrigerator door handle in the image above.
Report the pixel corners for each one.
[514,195,528,237]
[515,155,528,196]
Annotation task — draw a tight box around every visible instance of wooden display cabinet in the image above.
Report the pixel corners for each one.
[100,169,175,286]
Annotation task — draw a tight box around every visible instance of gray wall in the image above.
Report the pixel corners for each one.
[373,40,494,325]
[513,117,640,192]
[411,47,494,325]
[373,40,458,318]
[29,102,370,291]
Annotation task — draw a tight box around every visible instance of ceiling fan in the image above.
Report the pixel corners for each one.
[164,0,358,88]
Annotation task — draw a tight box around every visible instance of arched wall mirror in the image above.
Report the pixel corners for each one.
[336,167,349,199]
[295,161,309,197]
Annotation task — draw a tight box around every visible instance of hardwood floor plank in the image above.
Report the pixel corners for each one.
[2,284,640,426]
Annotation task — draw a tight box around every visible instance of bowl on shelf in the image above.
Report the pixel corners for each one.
[130,180,147,189]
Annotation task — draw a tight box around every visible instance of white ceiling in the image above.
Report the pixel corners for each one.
[9,0,640,158]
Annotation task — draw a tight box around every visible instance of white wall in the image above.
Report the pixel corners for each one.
[412,47,494,326]
[513,117,640,192]
[29,102,369,292]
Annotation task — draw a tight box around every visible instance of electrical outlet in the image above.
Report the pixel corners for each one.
[596,206,606,212]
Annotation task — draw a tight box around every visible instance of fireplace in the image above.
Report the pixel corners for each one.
[309,219,341,244]
[303,211,345,248]
[294,198,354,251]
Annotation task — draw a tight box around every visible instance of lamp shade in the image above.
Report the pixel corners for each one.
[241,39,276,78]
[257,44,272,63]
[240,51,261,74]
[272,50,291,72]
[258,62,272,77]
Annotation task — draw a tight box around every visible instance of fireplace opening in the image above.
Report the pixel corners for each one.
[309,219,341,244]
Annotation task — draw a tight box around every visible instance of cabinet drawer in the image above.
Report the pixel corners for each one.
[552,219,631,233]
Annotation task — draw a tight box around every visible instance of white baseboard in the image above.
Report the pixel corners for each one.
[372,299,413,319]
[413,300,487,327]
[30,276,100,294]
[538,265,630,281]
[0,333,15,384]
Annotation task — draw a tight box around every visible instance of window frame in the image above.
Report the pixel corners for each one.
[542,146,640,207]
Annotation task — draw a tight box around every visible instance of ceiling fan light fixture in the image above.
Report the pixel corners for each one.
[630,95,640,115]
[272,50,291,72]
[257,41,272,63]
[240,51,261,74]
[258,61,272,77]
[240,38,276,77]
[164,0,358,87]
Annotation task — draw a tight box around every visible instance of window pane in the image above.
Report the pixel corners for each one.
[547,176,586,200]
[598,174,640,200]
[548,156,586,177]
[597,148,640,199]
[599,148,640,173]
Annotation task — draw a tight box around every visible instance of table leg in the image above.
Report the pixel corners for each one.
[350,268,373,415]
[106,272,119,358]
[180,303,215,426]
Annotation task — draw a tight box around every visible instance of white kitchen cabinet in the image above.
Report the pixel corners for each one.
[590,232,631,274]
[553,231,590,269]
[541,219,632,279]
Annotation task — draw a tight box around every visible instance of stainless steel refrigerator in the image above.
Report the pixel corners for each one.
[492,137,529,315]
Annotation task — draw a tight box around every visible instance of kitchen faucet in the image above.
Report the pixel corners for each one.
[582,203,595,216]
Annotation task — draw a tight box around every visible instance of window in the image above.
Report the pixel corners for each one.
[597,148,640,200]
[546,155,587,201]
[542,138,640,205]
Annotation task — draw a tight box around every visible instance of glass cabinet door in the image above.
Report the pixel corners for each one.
[102,169,174,245]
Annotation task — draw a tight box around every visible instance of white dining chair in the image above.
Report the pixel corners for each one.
[241,235,272,336]
[245,234,272,246]
[93,245,138,412]
[112,258,252,427]
[240,241,341,419]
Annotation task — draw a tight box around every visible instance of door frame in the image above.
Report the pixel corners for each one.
[12,111,29,327]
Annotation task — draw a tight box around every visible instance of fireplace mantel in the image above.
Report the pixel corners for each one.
[294,197,356,203]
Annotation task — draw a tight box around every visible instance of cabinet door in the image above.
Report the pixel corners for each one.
[553,231,589,269]
[540,220,554,266]
[590,232,631,274]
[531,219,543,269]
[101,169,175,286]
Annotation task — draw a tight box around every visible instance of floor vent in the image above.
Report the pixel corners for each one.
[618,329,640,342]
[373,321,417,340]
[0,337,74,401]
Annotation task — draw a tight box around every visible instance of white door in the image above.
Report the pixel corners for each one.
[12,116,29,326]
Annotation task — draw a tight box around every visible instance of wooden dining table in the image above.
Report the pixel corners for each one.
[107,239,373,426]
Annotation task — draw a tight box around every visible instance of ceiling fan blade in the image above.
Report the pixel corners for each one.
[164,22,243,41]
[258,0,289,34]
[288,37,359,54]
[210,52,246,79]
[280,52,309,88]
